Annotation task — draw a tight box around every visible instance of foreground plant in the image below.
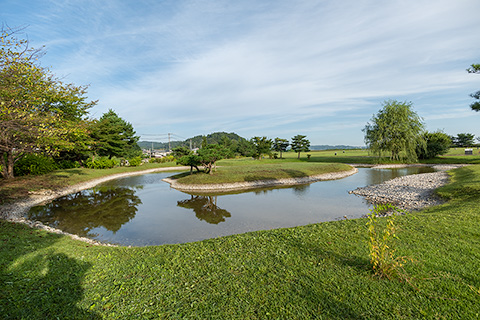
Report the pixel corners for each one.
[367,204,408,279]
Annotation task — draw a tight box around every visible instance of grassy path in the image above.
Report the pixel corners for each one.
[1,165,479,318]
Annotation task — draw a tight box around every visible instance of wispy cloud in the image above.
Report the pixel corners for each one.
[2,0,480,144]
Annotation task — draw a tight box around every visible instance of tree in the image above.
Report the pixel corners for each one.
[467,64,480,112]
[416,131,451,159]
[90,109,141,159]
[196,144,229,174]
[452,133,475,147]
[291,135,310,159]
[251,137,272,160]
[363,100,425,162]
[172,146,191,159]
[177,154,202,174]
[273,138,289,159]
[0,26,96,179]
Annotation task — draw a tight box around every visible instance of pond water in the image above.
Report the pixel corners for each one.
[26,167,434,246]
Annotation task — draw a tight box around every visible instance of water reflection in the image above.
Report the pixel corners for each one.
[25,167,437,246]
[365,167,434,186]
[27,186,142,237]
[177,195,231,224]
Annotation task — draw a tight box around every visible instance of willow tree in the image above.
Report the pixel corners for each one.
[0,26,96,179]
[363,100,425,162]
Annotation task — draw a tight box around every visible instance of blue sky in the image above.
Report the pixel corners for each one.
[2,0,480,145]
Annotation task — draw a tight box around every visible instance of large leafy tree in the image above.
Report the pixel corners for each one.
[416,131,451,159]
[291,135,310,159]
[0,26,95,179]
[251,136,272,160]
[90,109,141,159]
[273,138,289,159]
[467,64,480,112]
[363,100,425,162]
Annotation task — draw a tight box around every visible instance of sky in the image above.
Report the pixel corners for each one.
[2,0,480,146]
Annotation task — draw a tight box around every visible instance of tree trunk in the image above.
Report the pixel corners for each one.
[297,152,300,159]
[1,150,15,179]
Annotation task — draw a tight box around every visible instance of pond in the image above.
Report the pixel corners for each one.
[26,167,434,246]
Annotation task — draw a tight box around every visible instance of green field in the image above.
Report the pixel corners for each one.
[280,148,480,164]
[1,165,480,319]
[170,162,352,185]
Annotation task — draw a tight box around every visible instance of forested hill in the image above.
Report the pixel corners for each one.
[138,132,247,150]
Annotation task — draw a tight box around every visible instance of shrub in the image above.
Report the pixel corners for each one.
[128,156,142,167]
[84,156,117,169]
[56,159,81,169]
[14,154,58,176]
[416,131,451,159]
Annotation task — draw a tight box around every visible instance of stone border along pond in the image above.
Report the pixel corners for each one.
[0,164,466,246]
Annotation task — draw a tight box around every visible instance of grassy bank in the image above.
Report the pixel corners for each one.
[1,165,479,319]
[279,148,480,164]
[170,162,352,185]
[0,162,182,205]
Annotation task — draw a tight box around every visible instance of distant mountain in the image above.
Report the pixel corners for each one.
[139,132,248,150]
[139,134,365,151]
[310,145,366,150]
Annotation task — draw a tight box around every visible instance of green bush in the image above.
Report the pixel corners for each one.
[84,156,117,169]
[416,131,451,159]
[128,156,142,167]
[149,155,175,163]
[56,159,81,169]
[14,154,58,176]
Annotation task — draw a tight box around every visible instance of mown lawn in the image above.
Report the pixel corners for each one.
[1,165,479,319]
[284,148,480,165]
[170,162,352,185]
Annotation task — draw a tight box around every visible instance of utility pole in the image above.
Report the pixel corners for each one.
[168,133,171,152]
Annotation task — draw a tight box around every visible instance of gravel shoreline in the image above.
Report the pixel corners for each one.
[349,164,466,211]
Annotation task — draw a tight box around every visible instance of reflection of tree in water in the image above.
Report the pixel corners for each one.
[252,184,310,195]
[177,195,231,224]
[27,186,142,237]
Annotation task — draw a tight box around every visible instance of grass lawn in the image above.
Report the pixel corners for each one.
[283,148,480,165]
[1,165,480,319]
[170,162,352,185]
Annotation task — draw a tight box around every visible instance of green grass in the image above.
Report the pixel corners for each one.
[1,165,480,319]
[171,162,352,185]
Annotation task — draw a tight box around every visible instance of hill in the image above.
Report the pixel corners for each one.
[139,132,248,150]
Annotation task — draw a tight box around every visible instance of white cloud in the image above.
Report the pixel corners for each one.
[3,0,480,144]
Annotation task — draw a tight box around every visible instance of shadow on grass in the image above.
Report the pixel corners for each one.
[281,169,308,178]
[278,234,373,319]
[0,221,99,319]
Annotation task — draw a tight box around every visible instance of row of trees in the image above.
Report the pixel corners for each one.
[0,26,142,179]
[173,134,311,175]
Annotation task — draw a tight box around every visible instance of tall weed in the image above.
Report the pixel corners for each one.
[367,204,408,279]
